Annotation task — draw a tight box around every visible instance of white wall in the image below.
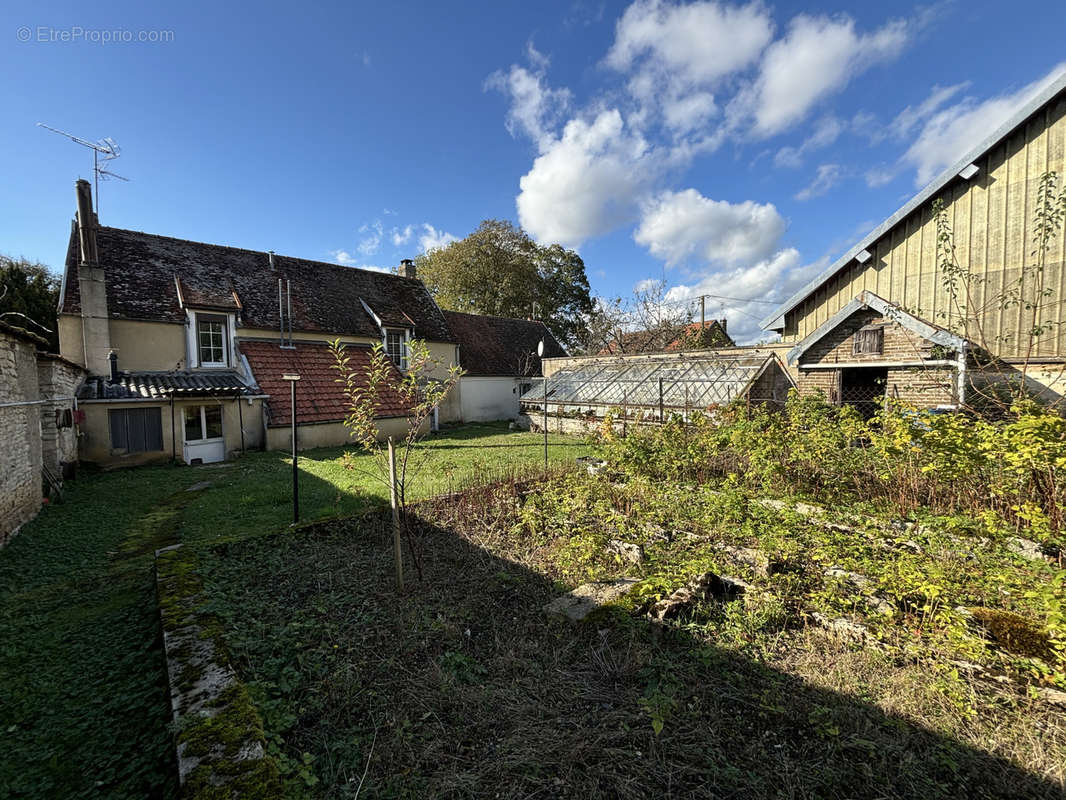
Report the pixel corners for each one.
[460,376,524,422]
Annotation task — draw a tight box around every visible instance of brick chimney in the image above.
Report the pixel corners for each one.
[719,318,727,334]
[74,179,112,375]
[399,258,416,279]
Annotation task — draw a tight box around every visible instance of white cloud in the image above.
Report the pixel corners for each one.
[606,0,772,136]
[864,165,897,188]
[391,224,414,246]
[356,221,383,257]
[486,46,572,151]
[902,64,1066,185]
[663,248,825,343]
[605,0,772,86]
[885,82,967,141]
[773,115,843,167]
[634,188,786,267]
[743,14,910,137]
[517,109,665,246]
[332,250,358,266]
[795,163,844,201]
[418,224,457,253]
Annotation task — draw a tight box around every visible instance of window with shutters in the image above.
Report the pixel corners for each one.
[109,408,164,453]
[853,326,884,355]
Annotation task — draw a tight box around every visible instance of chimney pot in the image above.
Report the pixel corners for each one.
[399,259,416,279]
[719,319,727,333]
[108,350,118,383]
[268,250,276,270]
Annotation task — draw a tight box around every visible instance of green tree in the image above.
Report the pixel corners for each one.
[414,219,594,350]
[0,255,60,351]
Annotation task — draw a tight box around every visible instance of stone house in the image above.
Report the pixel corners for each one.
[762,68,1066,410]
[57,180,463,467]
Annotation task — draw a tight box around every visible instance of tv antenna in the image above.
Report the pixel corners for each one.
[37,122,129,214]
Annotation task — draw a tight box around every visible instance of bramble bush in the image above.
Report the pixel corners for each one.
[601,391,1066,546]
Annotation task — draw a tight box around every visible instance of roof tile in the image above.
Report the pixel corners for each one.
[241,340,412,427]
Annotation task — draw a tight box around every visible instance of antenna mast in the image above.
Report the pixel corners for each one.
[37,122,128,214]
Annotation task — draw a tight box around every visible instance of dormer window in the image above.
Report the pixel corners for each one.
[385,329,407,370]
[198,315,228,367]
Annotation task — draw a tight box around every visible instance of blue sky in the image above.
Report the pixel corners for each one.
[2,0,1064,341]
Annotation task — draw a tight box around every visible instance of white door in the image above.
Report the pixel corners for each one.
[182,404,226,464]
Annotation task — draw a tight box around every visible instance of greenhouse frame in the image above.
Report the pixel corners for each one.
[520,351,794,422]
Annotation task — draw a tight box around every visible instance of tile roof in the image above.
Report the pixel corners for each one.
[598,320,734,355]
[77,370,254,401]
[241,340,412,427]
[443,310,566,377]
[61,226,454,342]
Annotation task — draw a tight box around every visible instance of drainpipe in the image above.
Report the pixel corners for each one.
[956,343,968,408]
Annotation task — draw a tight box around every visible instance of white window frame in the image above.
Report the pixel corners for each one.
[197,316,228,367]
[385,328,409,370]
[183,404,224,443]
[186,310,237,369]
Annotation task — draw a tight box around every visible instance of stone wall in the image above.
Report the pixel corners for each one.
[37,354,84,478]
[1,327,45,543]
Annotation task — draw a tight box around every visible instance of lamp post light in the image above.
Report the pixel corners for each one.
[537,340,547,471]
[282,374,301,524]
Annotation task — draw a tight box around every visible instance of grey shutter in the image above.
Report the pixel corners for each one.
[145,408,163,451]
[127,409,148,453]
[109,409,128,449]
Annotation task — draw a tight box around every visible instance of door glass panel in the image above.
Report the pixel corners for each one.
[184,406,203,441]
[204,406,223,439]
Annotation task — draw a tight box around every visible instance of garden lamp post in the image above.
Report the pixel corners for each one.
[282,373,301,524]
[538,340,547,471]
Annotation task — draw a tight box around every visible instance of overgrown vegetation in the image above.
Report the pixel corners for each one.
[604,392,1066,546]
[204,468,1065,797]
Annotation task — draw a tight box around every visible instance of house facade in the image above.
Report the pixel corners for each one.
[58,180,459,466]
[762,69,1066,410]
[443,310,565,422]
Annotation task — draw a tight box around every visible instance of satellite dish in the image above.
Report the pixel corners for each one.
[537,340,545,357]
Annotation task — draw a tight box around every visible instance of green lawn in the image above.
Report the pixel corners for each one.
[0,423,589,799]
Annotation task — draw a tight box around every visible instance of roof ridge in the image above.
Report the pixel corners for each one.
[443,308,548,324]
[761,66,1066,331]
[99,225,418,283]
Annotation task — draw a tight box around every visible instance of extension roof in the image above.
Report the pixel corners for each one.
[60,225,454,342]
[241,340,412,427]
[443,310,566,377]
[521,351,792,409]
[761,68,1066,332]
[785,290,966,365]
[77,370,254,401]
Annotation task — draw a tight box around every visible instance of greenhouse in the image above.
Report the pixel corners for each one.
[519,351,793,422]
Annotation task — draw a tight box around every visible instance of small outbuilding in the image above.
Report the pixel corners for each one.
[444,310,566,422]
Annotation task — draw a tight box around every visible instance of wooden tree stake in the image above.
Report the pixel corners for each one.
[388,437,404,592]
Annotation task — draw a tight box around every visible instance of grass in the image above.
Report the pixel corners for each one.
[0,422,589,799]
[202,471,1066,798]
